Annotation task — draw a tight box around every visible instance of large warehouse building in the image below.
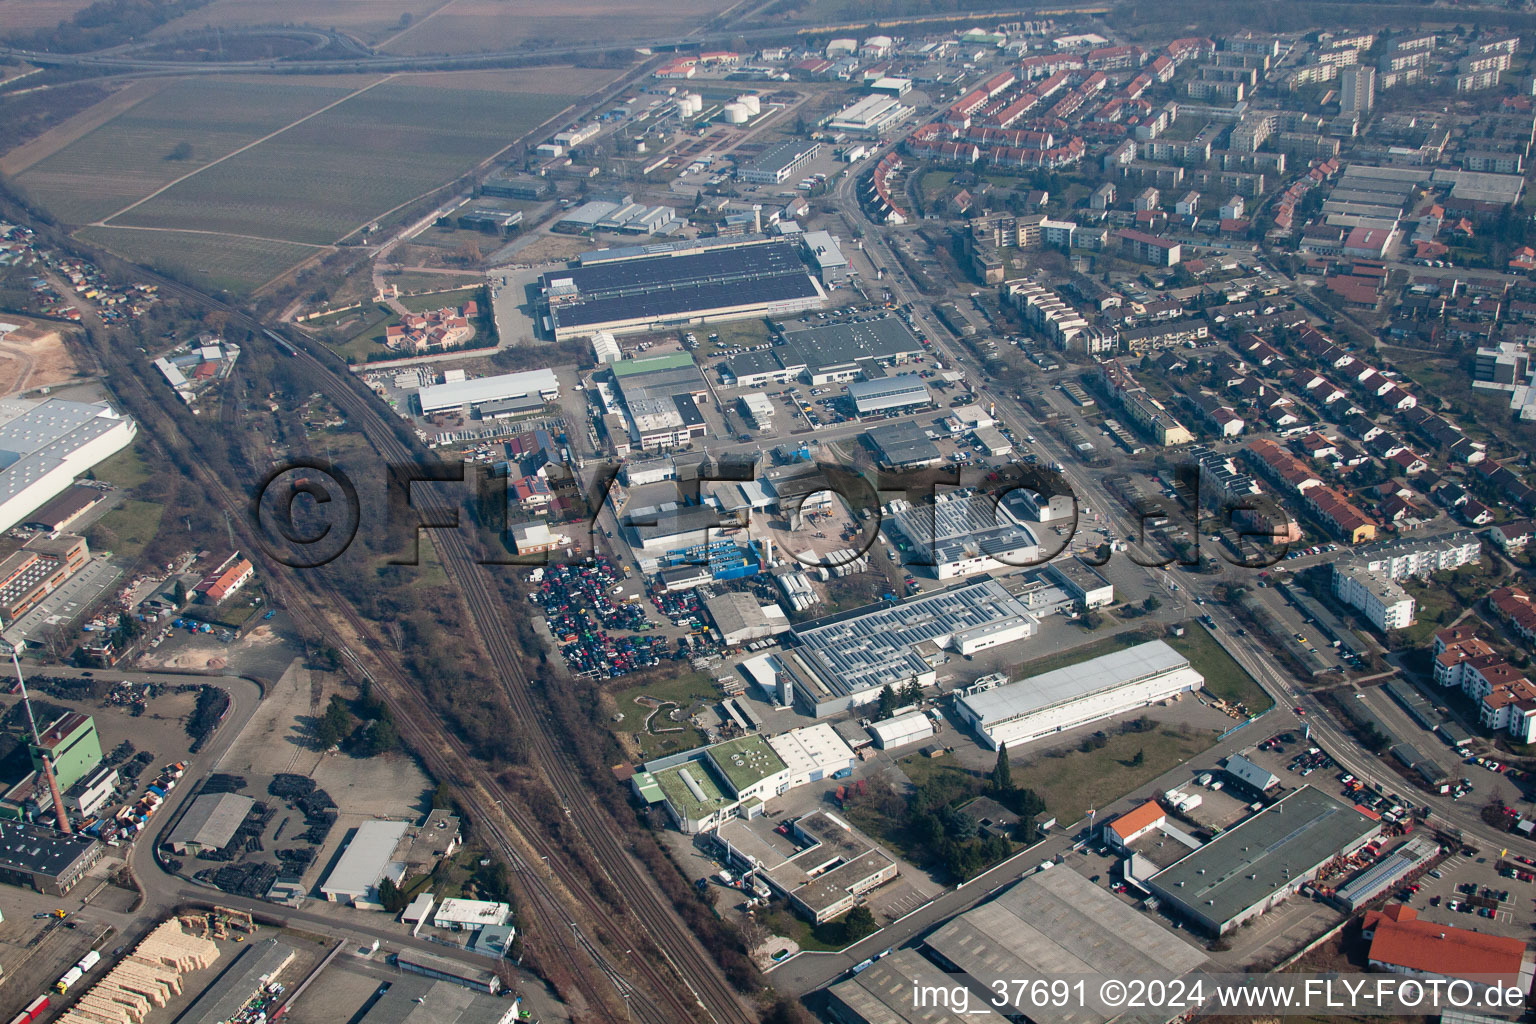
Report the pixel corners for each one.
[825,949,1007,1024]
[785,578,1037,716]
[721,315,925,386]
[320,819,410,906]
[417,369,559,416]
[848,374,931,415]
[0,398,136,534]
[539,238,825,339]
[778,316,926,384]
[165,792,253,855]
[954,640,1203,750]
[887,493,1040,579]
[1147,786,1381,934]
[918,867,1207,1024]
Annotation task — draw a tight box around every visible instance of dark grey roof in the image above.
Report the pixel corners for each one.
[778,316,924,374]
[543,241,818,330]
[0,820,99,878]
[1149,786,1378,928]
[180,940,295,1024]
[863,421,941,467]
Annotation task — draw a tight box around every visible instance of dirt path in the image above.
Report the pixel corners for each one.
[0,78,164,175]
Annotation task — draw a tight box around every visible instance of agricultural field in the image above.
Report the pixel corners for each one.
[108,80,576,245]
[150,0,447,44]
[17,70,584,294]
[380,0,736,54]
[76,227,323,295]
[8,78,359,226]
[0,0,97,32]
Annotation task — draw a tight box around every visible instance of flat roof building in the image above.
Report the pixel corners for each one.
[825,948,1006,1024]
[433,898,512,930]
[740,141,822,184]
[0,398,136,535]
[848,374,930,415]
[0,819,102,894]
[887,493,1040,580]
[1042,557,1114,609]
[801,230,849,285]
[418,370,559,415]
[954,640,1202,750]
[356,976,522,1024]
[787,578,1036,716]
[826,94,913,135]
[704,591,789,646]
[863,420,943,468]
[540,239,824,339]
[922,867,1207,1024]
[180,940,295,1024]
[320,819,410,906]
[1147,786,1381,934]
[395,949,502,995]
[778,316,924,384]
[30,712,100,792]
[165,792,253,855]
[868,711,934,750]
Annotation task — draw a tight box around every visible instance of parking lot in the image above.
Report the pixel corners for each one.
[1402,845,1536,942]
[531,557,676,678]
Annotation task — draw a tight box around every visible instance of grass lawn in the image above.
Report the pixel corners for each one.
[88,499,164,561]
[762,905,857,953]
[183,590,264,629]
[1166,625,1273,712]
[611,671,716,758]
[1008,630,1151,680]
[399,284,482,313]
[407,534,451,589]
[1010,726,1219,825]
[89,440,155,491]
[386,270,482,292]
[691,317,771,357]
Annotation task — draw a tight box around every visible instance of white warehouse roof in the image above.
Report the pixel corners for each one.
[868,711,934,749]
[433,898,511,928]
[417,369,559,414]
[321,819,409,900]
[959,641,1195,727]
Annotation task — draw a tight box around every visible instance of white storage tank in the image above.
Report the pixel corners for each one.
[722,103,750,124]
[684,92,703,113]
[736,94,761,115]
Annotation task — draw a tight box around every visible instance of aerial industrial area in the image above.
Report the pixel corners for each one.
[7,0,1536,1023]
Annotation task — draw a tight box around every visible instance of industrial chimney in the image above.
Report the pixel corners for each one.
[43,755,71,834]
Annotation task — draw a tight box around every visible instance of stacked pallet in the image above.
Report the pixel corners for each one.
[55,921,220,1024]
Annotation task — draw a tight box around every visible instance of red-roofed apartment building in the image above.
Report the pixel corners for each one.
[1490,586,1536,647]
[1103,801,1165,851]
[1363,904,1535,991]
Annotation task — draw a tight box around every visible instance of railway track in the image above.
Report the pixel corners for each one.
[80,268,756,1024]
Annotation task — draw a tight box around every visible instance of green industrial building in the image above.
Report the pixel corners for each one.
[30,713,102,792]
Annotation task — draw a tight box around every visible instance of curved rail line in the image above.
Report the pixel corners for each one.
[102,269,756,1024]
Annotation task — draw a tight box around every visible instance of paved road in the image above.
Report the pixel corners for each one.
[766,703,1280,995]
[25,661,558,1009]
